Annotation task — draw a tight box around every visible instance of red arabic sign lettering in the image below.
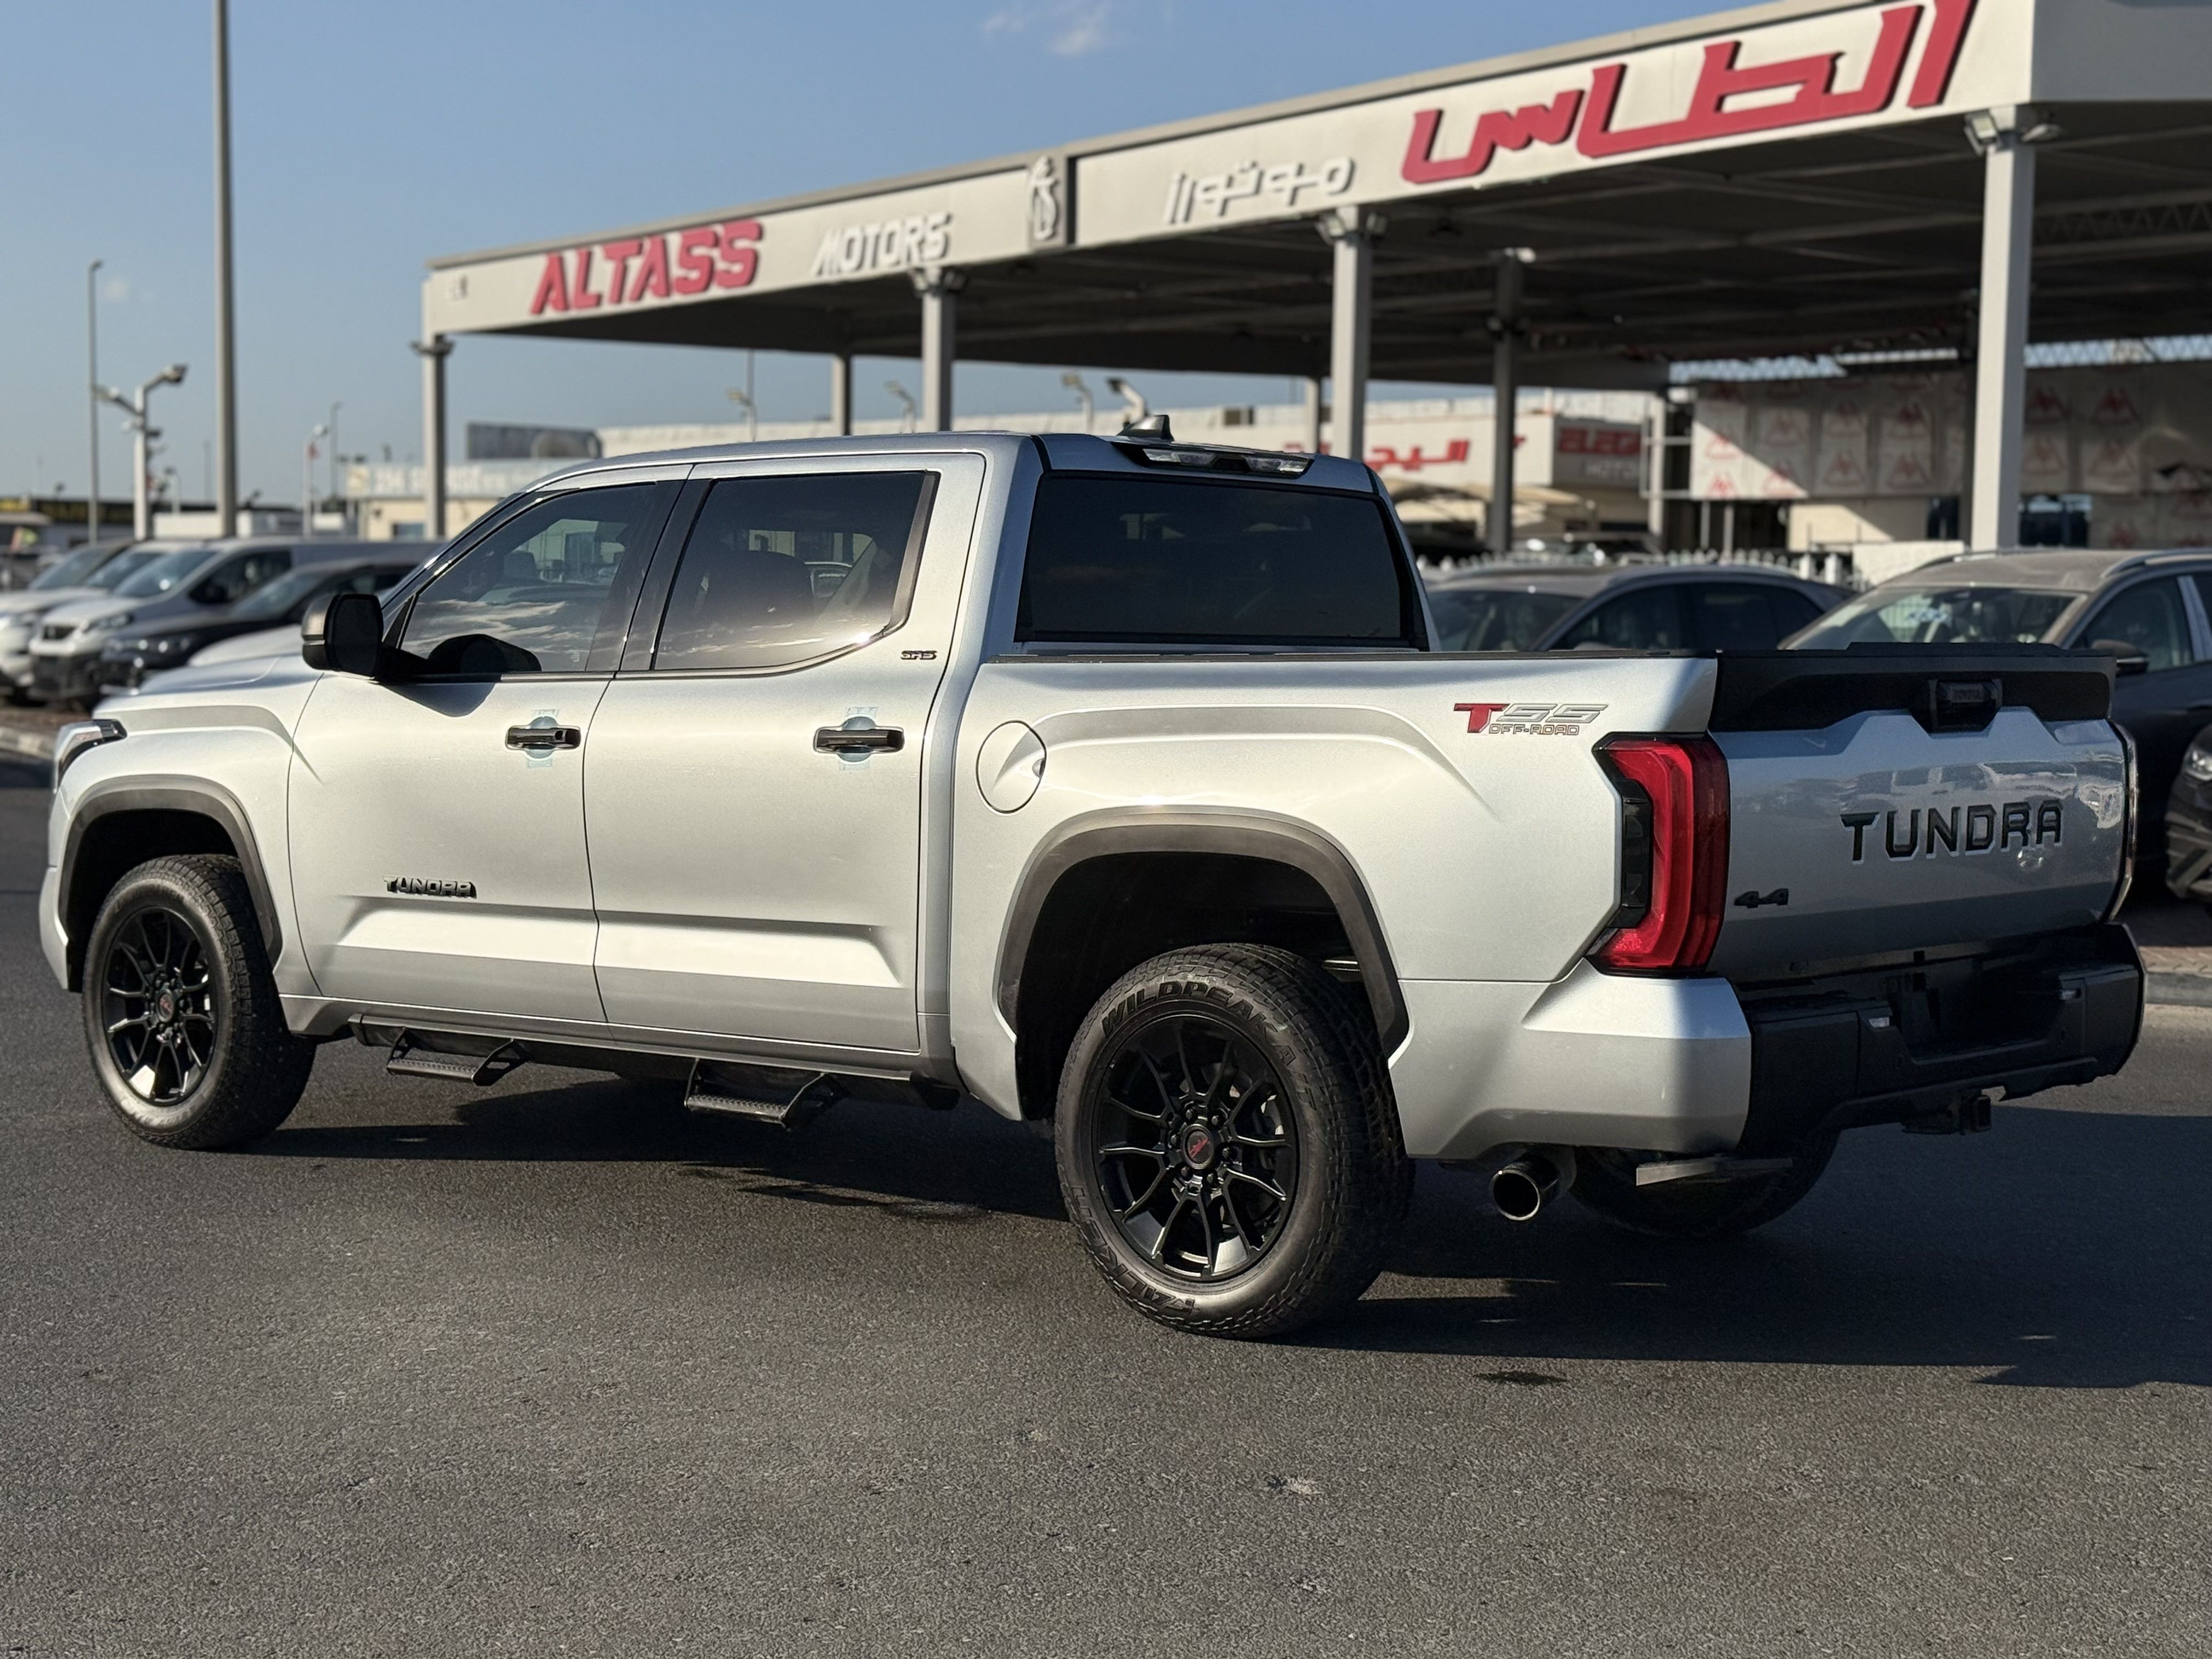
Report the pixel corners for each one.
[1402,0,1977,186]
[529,220,762,316]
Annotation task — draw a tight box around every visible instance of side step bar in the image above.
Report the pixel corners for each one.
[685,1061,845,1130]
[386,1033,523,1086]
[1634,1154,1796,1187]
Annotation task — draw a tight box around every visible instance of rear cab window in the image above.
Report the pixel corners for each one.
[1017,474,1423,649]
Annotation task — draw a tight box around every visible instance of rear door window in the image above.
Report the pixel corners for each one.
[1018,475,1419,647]
[650,472,934,672]
[1555,584,1687,649]
[1687,582,1810,650]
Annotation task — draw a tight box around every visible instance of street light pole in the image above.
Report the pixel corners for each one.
[212,0,239,535]
[87,259,103,546]
[100,366,189,539]
[1060,371,1093,432]
[303,424,328,538]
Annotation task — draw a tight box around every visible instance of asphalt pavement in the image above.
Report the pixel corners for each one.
[2,753,2207,1658]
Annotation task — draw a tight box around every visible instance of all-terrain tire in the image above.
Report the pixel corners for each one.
[1568,1133,1839,1239]
[1054,944,1413,1339]
[82,855,315,1149]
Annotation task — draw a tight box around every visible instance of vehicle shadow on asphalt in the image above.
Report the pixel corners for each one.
[256,1069,1071,1223]
[259,1059,2210,1388]
[1324,1106,2212,1390]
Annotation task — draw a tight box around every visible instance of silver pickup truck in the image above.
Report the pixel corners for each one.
[42,429,2143,1336]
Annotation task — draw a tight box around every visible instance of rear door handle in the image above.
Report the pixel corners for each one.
[506,724,582,750]
[814,724,903,754]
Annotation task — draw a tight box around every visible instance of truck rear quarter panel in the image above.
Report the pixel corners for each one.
[948,652,1719,1136]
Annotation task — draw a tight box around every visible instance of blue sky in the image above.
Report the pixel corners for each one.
[4,1,1713,504]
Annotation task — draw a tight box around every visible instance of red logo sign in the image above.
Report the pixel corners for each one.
[1403,0,1976,185]
[529,220,762,316]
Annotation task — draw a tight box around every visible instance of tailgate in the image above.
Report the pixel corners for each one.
[1706,647,2129,979]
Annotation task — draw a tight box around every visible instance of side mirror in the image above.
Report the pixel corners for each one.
[302,589,384,676]
[2089,637,2152,677]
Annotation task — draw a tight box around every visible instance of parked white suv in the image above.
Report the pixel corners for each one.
[41,431,2145,1335]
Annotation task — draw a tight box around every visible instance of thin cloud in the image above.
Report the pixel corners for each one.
[983,1,1117,57]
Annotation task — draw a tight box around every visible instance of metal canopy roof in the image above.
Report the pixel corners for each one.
[483,98,2212,388]
[421,0,2212,388]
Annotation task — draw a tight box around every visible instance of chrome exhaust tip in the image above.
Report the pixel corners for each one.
[1492,1148,1575,1222]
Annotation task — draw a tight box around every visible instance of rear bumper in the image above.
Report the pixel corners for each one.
[1735,924,2142,1151]
[1388,926,2141,1162]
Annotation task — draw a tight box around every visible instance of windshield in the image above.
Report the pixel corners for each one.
[79,549,163,591]
[1790,584,2077,647]
[229,563,338,620]
[112,549,213,600]
[31,546,121,590]
[1426,586,1583,651]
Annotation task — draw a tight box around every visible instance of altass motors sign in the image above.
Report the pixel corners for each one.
[1074,0,1999,245]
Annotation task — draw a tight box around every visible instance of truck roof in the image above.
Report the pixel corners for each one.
[524,431,1376,494]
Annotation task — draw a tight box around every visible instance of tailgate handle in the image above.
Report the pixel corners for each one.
[1925,676,2001,733]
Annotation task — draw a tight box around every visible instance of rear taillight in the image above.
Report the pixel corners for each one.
[1595,736,1730,973]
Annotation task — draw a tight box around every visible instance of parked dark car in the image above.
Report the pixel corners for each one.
[1786,548,2212,869]
[2163,725,2212,908]
[1423,561,1844,653]
[97,557,419,692]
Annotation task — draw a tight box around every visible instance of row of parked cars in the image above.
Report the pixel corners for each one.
[0,538,420,704]
[10,528,2212,912]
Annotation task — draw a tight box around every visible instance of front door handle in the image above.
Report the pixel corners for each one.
[506,724,582,751]
[814,724,904,755]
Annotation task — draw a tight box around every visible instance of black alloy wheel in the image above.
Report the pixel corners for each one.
[100,906,217,1105]
[81,855,315,1149]
[1085,1011,1300,1283]
[1054,944,1413,1338]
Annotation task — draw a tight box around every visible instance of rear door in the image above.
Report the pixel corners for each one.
[288,481,674,1023]
[583,455,980,1053]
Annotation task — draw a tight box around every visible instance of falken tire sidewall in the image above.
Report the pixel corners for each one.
[1053,945,1411,1339]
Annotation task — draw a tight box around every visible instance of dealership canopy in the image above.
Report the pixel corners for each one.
[419,0,2212,548]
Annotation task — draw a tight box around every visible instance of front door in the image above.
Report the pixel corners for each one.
[288,481,673,1024]
[584,457,975,1053]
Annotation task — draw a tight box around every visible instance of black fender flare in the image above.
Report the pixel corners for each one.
[994,807,1408,1050]
[60,778,285,989]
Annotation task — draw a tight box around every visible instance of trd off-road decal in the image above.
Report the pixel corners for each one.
[1453,701,1607,736]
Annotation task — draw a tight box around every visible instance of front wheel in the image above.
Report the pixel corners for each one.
[1568,1134,1838,1239]
[1054,945,1412,1339]
[82,855,315,1149]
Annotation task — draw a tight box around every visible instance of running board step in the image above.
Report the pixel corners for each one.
[1634,1155,1796,1187]
[684,1060,844,1130]
[387,1036,523,1086]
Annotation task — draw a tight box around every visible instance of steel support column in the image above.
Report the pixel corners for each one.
[413,335,452,543]
[1488,249,1529,555]
[1970,108,2038,549]
[1300,376,1323,454]
[913,268,964,432]
[830,352,853,437]
[1320,208,1383,465]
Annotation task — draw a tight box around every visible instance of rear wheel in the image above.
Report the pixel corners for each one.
[1055,945,1412,1339]
[82,855,314,1149]
[1568,1134,1838,1239]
